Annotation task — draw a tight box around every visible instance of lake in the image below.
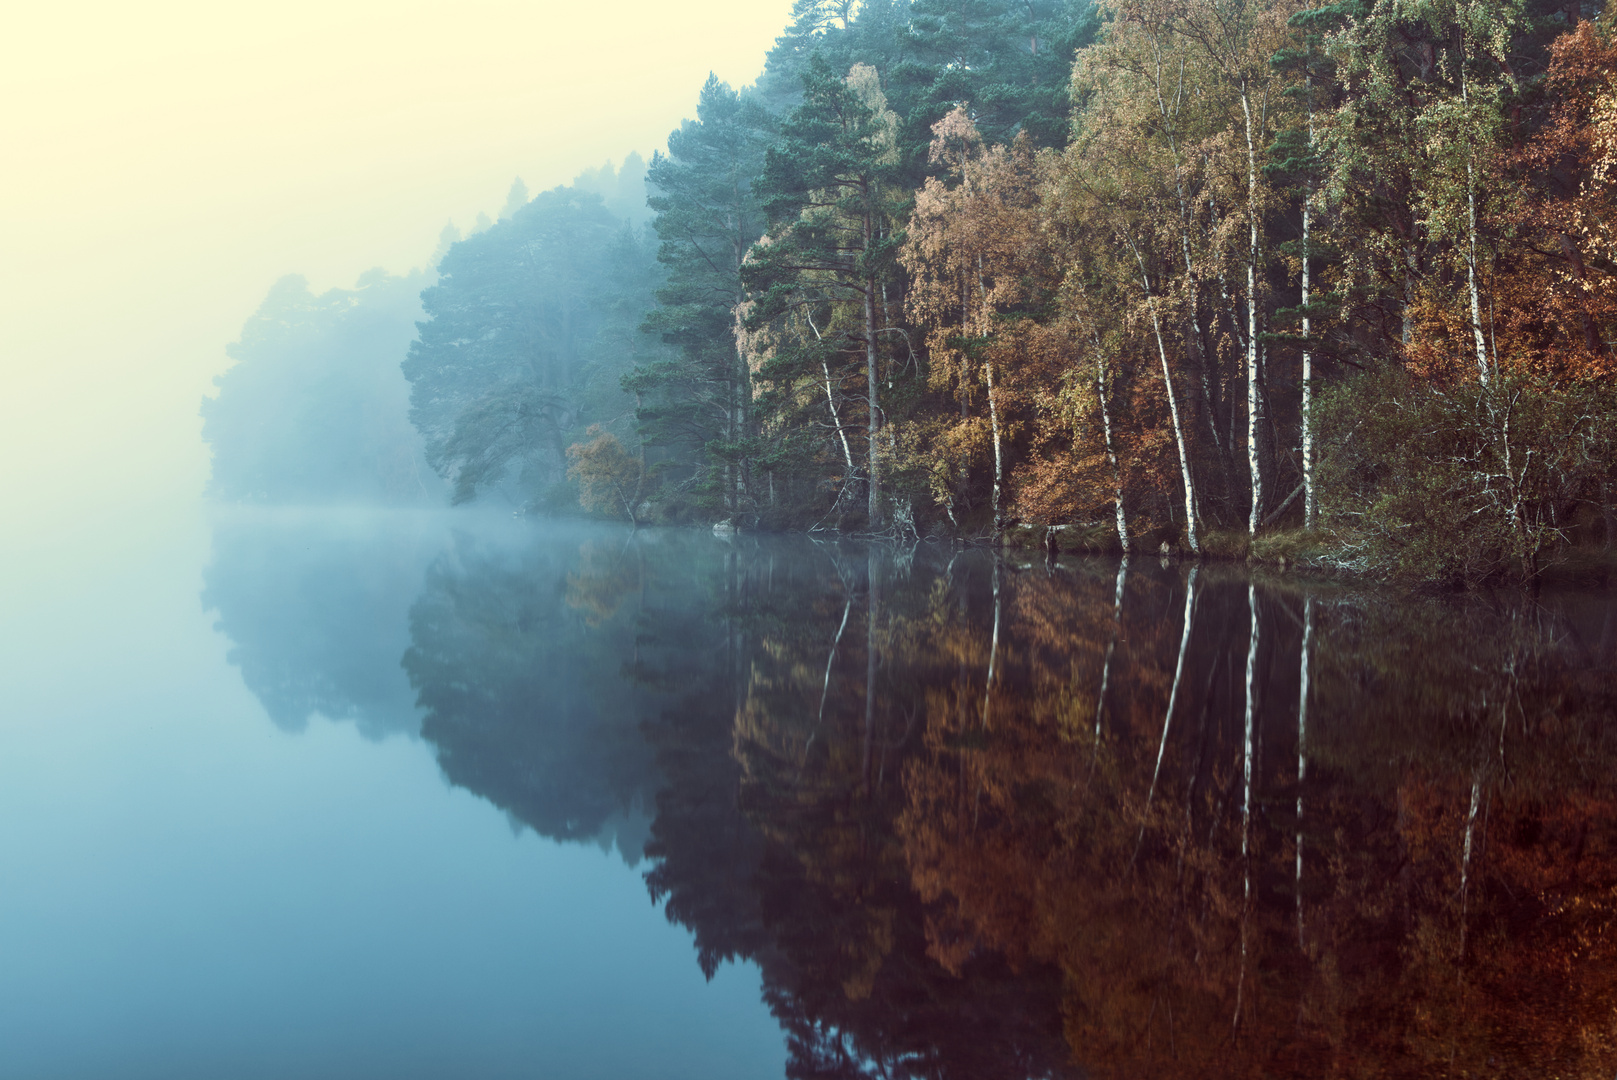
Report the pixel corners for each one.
[2,506,1613,1078]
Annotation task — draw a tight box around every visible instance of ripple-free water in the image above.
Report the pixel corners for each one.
[3,507,1614,1078]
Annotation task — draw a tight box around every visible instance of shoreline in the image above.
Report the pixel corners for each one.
[988,522,1617,591]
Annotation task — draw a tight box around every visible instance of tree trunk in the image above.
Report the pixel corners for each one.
[1240,82,1265,533]
[1130,240,1201,553]
[986,358,1004,533]
[1151,44,1217,467]
[866,281,882,527]
[825,358,856,473]
[1093,333,1129,550]
[1461,63,1492,385]
[807,312,856,475]
[1302,80,1316,530]
[978,256,1004,535]
[1208,186,1243,501]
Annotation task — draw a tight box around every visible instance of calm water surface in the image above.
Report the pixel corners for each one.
[2,507,1614,1078]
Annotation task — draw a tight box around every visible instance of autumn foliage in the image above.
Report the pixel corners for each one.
[603,0,1617,583]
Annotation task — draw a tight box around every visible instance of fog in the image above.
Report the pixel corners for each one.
[0,0,792,567]
[0,14,797,1072]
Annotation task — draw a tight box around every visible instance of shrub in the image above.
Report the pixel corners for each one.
[1314,366,1616,584]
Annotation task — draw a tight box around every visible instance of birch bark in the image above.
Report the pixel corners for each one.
[1128,238,1201,553]
[1302,75,1316,530]
[1092,331,1130,550]
[1461,63,1492,385]
[978,256,1005,533]
[1240,80,1266,532]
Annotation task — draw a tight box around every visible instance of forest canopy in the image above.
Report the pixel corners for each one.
[208,0,1617,583]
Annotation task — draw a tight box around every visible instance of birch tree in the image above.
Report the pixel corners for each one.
[1176,0,1302,531]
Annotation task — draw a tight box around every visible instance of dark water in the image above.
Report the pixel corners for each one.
[4,509,1615,1078]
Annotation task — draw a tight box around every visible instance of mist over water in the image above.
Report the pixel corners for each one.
[5,475,1617,1076]
[5,2,1617,1077]
[0,505,785,1079]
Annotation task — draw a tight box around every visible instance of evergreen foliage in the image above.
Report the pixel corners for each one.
[360,0,1617,582]
[403,161,669,510]
[636,77,777,517]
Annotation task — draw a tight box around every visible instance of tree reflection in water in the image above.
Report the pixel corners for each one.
[375,528,1617,1078]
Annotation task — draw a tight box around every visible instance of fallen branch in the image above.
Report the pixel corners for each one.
[1262,480,1307,528]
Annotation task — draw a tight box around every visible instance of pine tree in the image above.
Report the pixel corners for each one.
[637,76,777,517]
[745,57,909,527]
[896,0,1099,157]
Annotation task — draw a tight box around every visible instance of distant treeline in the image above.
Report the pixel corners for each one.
[205,0,1617,583]
[203,268,437,504]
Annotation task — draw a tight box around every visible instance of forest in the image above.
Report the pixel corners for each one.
[204,0,1617,585]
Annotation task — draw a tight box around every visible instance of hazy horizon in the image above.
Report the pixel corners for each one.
[0,0,793,563]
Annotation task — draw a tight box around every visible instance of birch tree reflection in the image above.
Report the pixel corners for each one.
[393,531,1617,1078]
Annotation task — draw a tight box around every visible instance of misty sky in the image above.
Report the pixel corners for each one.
[0,0,792,559]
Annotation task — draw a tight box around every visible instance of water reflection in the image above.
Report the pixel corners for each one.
[403,528,683,862]
[201,508,442,739]
[207,518,1617,1078]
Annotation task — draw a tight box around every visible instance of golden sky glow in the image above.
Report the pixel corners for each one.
[0,0,793,536]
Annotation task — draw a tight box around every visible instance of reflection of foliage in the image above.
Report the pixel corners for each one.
[728,545,1077,1078]
[202,508,437,739]
[403,527,662,854]
[388,524,1615,1078]
[563,539,642,628]
[890,560,1617,1079]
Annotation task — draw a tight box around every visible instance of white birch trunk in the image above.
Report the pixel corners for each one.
[807,313,856,475]
[1459,59,1491,384]
[978,256,1005,534]
[1464,152,1491,382]
[1129,240,1200,553]
[1151,46,1211,428]
[1241,83,1265,534]
[1094,339,1129,551]
[1302,79,1316,530]
[987,358,1004,532]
